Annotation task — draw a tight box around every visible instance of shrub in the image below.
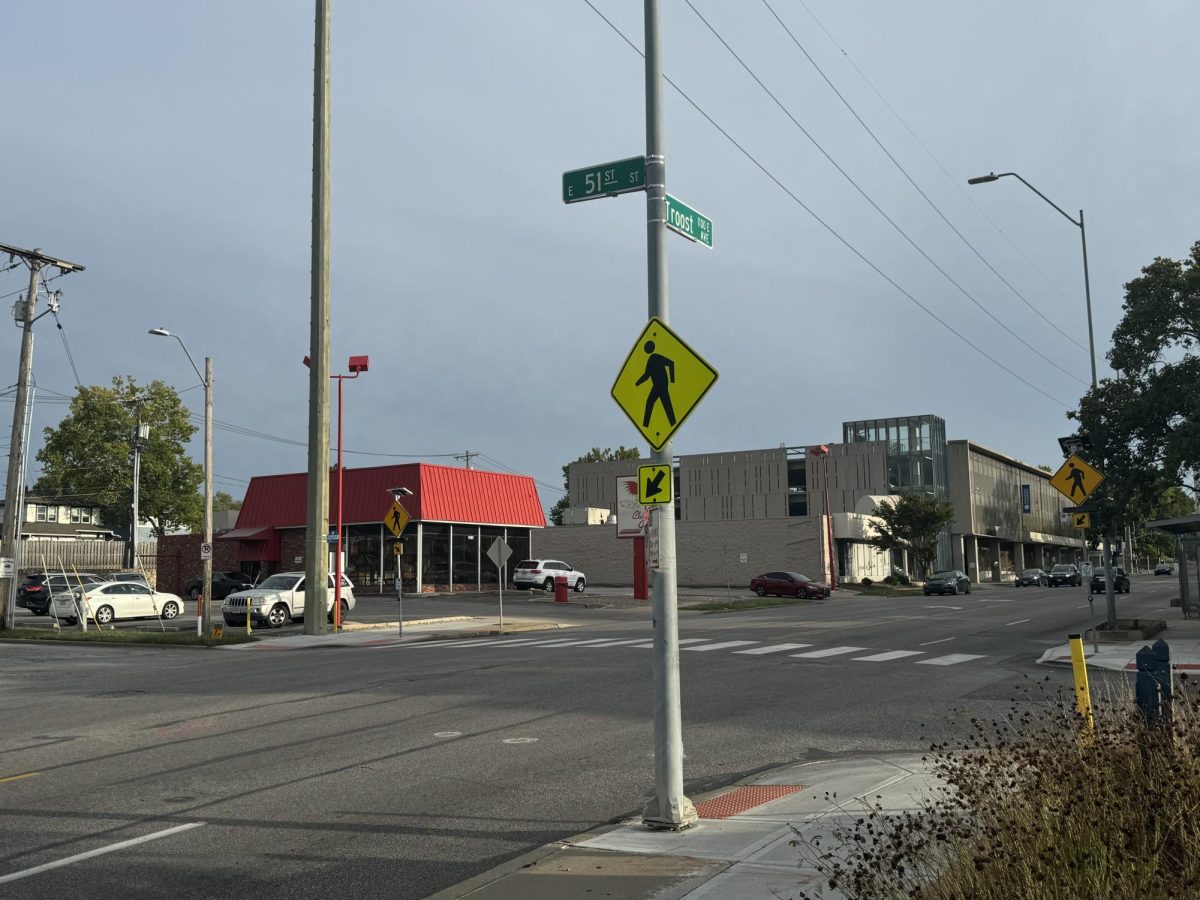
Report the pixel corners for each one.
[860,577,873,588]
[882,575,898,586]
[895,573,911,586]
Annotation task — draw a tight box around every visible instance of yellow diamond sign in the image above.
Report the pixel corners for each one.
[385,500,410,538]
[611,317,718,451]
[638,464,673,505]
[1072,512,1091,529]
[1049,454,1104,505]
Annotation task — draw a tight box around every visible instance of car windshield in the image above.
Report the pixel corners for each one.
[256,574,300,590]
[1051,566,1073,573]
[785,572,812,582]
[930,572,956,579]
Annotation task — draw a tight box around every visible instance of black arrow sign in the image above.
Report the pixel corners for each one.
[645,470,666,498]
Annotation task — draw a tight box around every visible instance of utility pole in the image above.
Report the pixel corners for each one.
[453,450,479,469]
[0,243,84,631]
[304,0,333,633]
[641,0,696,830]
[124,394,149,569]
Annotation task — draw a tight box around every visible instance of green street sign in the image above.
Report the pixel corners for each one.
[665,194,712,248]
[562,156,646,204]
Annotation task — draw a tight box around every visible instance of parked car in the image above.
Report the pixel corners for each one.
[17,572,102,615]
[222,571,354,629]
[1048,564,1082,587]
[108,571,150,585]
[1015,568,1049,587]
[1155,562,1175,576]
[1091,567,1130,594]
[183,570,255,601]
[923,570,971,596]
[749,571,830,599]
[512,560,586,593]
[53,581,185,625]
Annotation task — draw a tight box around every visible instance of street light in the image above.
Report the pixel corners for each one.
[149,327,213,638]
[388,486,413,636]
[304,354,368,631]
[808,445,838,591]
[967,171,1115,626]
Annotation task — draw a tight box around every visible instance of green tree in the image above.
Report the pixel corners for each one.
[1072,241,1200,525]
[36,377,204,537]
[213,491,242,512]
[868,494,955,579]
[549,446,641,525]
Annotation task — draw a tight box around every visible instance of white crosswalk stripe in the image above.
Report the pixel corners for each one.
[917,653,987,666]
[632,638,713,649]
[734,643,812,655]
[579,639,652,648]
[683,641,758,652]
[790,646,867,658]
[853,650,925,662]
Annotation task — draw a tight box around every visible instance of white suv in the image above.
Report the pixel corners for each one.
[512,559,586,593]
[222,571,355,628]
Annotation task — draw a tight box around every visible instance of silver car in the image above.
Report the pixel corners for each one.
[222,571,355,628]
[512,559,586,593]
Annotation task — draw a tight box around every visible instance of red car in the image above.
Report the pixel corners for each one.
[750,571,830,599]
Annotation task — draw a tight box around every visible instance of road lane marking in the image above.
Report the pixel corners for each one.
[1076,604,1089,609]
[683,641,758,652]
[0,822,204,885]
[734,643,812,655]
[1006,619,1031,626]
[0,772,41,785]
[853,650,925,662]
[924,605,962,610]
[634,638,714,648]
[531,639,613,647]
[580,639,651,648]
[790,646,867,658]
[919,637,956,646]
[976,598,1013,602]
[918,654,986,666]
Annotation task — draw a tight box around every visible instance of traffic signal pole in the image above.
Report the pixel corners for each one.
[641,0,696,831]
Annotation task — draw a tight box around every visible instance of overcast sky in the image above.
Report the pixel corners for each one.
[3,1,1197,514]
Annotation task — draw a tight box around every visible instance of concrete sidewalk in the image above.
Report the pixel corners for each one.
[219,615,576,651]
[432,754,939,899]
[1038,609,1200,672]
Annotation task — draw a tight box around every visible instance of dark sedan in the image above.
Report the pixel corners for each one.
[182,570,255,601]
[1048,564,1082,587]
[16,572,101,615]
[749,571,830,599]
[1015,568,1049,587]
[1091,567,1130,594]
[923,570,971,596]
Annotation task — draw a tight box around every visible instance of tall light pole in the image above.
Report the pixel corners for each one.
[149,328,212,637]
[809,445,838,590]
[305,354,368,631]
[967,171,1115,627]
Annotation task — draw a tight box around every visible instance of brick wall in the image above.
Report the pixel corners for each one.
[533,517,828,587]
[156,533,240,596]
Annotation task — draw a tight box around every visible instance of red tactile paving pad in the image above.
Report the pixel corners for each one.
[695,784,805,819]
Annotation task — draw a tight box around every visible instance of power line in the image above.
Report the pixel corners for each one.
[682,0,1086,387]
[581,0,1072,409]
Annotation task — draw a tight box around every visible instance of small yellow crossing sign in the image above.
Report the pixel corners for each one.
[611,317,718,451]
[1049,454,1104,505]
[385,500,410,538]
[638,464,673,505]
[1072,512,1091,529]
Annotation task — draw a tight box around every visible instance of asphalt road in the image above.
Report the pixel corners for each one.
[0,575,1178,898]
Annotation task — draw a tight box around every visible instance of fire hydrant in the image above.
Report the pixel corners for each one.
[554,576,568,603]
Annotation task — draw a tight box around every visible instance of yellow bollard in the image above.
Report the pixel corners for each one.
[1068,633,1094,734]
[246,599,252,637]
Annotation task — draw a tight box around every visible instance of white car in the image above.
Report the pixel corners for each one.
[222,571,355,629]
[512,559,586,593]
[52,581,185,625]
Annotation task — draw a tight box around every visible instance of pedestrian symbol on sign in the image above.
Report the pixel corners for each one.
[636,341,676,428]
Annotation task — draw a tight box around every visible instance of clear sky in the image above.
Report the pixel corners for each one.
[3,1,1197,514]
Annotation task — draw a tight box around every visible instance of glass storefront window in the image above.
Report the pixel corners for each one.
[479,526,507,586]
[422,524,450,592]
[452,527,479,590]
[507,529,531,580]
[345,524,382,589]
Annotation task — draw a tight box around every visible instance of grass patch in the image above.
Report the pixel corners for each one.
[794,676,1200,898]
[1,626,255,647]
[687,597,810,612]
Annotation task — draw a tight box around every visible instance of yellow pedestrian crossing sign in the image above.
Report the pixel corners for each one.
[1072,512,1091,529]
[611,317,718,451]
[1049,454,1104,505]
[385,500,410,538]
[638,464,673,505]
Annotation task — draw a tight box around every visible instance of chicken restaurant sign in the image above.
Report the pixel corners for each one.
[615,476,651,540]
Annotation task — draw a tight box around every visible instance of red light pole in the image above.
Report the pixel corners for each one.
[305,354,368,631]
[809,445,838,591]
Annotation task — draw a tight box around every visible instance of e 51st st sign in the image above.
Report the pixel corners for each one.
[562,156,646,203]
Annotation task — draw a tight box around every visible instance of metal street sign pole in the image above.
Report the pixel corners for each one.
[642,0,696,831]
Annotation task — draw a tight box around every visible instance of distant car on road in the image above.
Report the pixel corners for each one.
[749,571,830,599]
[512,560,586,593]
[1015,568,1049,587]
[17,572,102,615]
[183,570,255,601]
[1091,567,1130,594]
[53,581,185,625]
[1048,564,1082,587]
[1155,562,1175,576]
[923,570,971,596]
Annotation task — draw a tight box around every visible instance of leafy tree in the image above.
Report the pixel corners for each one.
[868,494,955,579]
[213,491,242,512]
[35,377,204,537]
[1072,241,1200,526]
[549,446,641,525]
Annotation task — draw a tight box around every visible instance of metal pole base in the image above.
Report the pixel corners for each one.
[642,793,698,830]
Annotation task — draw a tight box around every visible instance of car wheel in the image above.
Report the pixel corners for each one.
[94,605,115,625]
[951,584,959,595]
[267,604,289,628]
[544,578,554,593]
[755,586,767,597]
[328,599,350,624]
[160,601,180,620]
[189,586,200,601]
[574,578,585,593]
[223,615,236,626]
[62,617,78,626]
[923,590,930,596]
[964,584,971,594]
